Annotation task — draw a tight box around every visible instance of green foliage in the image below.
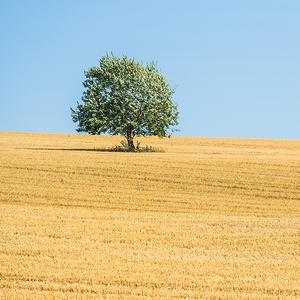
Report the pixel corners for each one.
[71,54,179,150]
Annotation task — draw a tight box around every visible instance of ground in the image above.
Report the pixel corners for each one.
[0,132,299,299]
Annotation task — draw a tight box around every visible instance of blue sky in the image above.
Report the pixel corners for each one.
[1,0,299,139]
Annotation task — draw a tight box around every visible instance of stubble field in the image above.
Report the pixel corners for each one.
[0,132,299,299]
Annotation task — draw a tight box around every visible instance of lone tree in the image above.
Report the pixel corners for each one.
[71,54,179,151]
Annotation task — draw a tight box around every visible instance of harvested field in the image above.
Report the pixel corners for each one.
[0,132,299,299]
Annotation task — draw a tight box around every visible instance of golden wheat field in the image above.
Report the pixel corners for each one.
[0,132,299,299]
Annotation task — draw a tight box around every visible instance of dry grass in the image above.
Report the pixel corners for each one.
[0,132,299,299]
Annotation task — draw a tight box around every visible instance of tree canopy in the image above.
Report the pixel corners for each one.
[71,54,179,150]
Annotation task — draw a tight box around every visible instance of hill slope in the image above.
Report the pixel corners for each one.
[0,132,299,299]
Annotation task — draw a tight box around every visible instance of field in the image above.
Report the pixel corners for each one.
[0,132,299,299]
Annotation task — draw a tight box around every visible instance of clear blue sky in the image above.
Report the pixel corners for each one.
[1,0,299,139]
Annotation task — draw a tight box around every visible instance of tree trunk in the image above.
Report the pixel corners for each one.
[126,136,135,151]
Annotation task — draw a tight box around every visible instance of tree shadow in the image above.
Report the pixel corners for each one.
[23,147,126,152]
[23,146,163,153]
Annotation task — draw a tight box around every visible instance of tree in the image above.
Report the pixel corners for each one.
[71,54,179,151]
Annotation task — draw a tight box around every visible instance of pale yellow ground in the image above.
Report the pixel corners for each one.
[0,132,299,299]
